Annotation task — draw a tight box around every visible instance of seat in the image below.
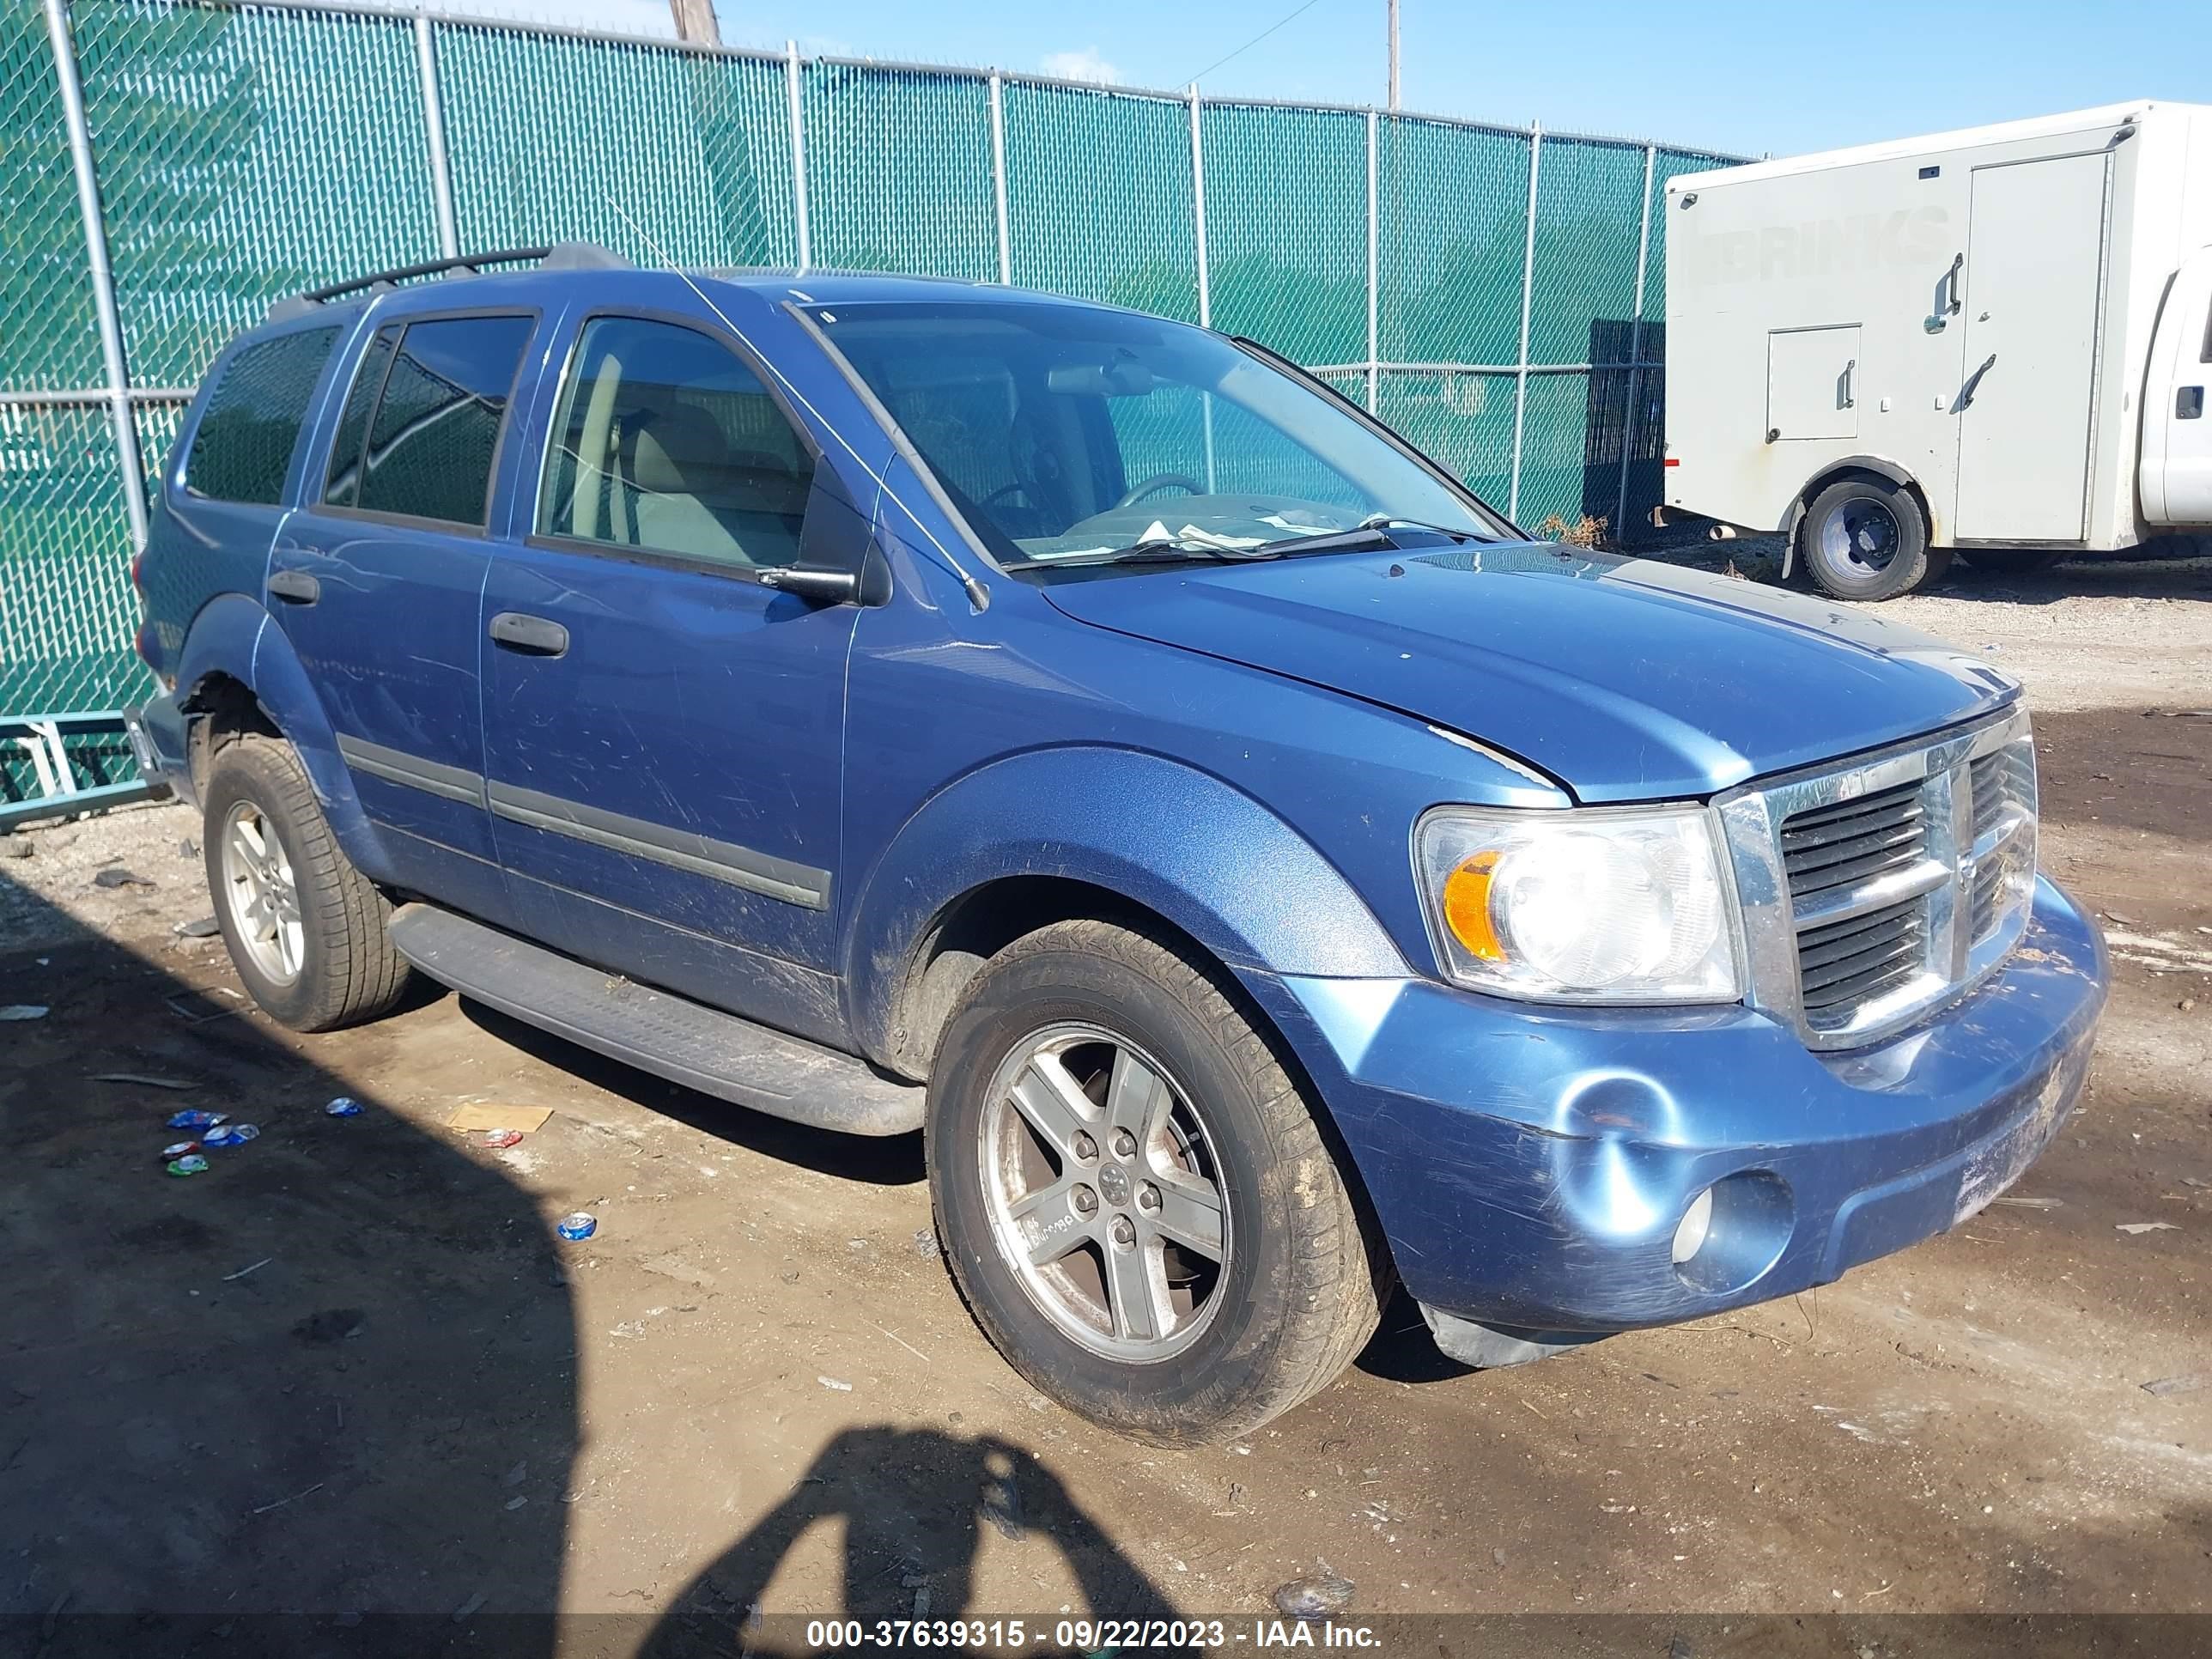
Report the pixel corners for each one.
[622,404,755,568]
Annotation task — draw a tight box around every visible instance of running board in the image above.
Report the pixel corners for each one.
[386,902,923,1136]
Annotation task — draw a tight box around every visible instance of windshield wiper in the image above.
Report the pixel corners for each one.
[1247,514,1489,559]
[1050,537,1286,568]
[1357,514,1488,542]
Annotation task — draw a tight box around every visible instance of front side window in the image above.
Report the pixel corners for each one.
[810,300,1506,571]
[539,315,815,571]
[184,327,339,505]
[322,313,533,527]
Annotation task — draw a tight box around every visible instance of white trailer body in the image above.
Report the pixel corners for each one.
[1662,101,2212,598]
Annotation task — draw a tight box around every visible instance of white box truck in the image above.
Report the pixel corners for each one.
[1662,100,2212,599]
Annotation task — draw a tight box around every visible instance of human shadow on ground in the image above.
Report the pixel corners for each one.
[636,1425,1182,1658]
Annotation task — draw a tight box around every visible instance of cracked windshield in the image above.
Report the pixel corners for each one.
[810,300,1506,569]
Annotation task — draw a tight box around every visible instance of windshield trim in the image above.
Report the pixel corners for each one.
[787,295,1519,581]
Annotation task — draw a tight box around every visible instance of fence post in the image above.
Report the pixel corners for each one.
[785,41,811,274]
[988,70,1012,285]
[1507,120,1541,523]
[1188,83,1214,487]
[1613,143,1659,540]
[43,0,148,554]
[1188,83,1211,328]
[1365,108,1379,413]
[415,15,460,260]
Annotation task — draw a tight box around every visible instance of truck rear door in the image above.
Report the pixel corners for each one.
[1951,150,2111,543]
[2141,245,2212,526]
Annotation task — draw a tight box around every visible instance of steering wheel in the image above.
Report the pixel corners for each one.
[1113,473,1206,511]
[980,481,1029,508]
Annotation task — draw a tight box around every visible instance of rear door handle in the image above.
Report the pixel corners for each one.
[488,611,569,657]
[268,570,319,605]
[2179,386,2205,420]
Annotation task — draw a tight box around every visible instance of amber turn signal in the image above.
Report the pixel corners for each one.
[1439,849,1507,960]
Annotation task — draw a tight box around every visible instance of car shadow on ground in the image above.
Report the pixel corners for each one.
[1,876,573,1650]
[1634,531,2212,608]
[0,873,1194,1654]
[458,1000,925,1189]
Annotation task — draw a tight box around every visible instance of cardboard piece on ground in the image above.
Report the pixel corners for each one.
[447,1103,554,1134]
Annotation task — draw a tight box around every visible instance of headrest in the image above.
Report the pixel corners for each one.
[629,404,729,496]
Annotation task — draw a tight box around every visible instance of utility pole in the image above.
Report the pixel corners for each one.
[1386,0,1400,109]
[669,0,721,45]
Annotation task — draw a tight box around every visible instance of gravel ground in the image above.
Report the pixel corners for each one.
[2,552,2208,1650]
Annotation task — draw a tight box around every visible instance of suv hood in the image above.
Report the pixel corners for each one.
[1042,544,2020,802]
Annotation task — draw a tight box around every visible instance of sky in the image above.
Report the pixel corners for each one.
[690,0,2211,161]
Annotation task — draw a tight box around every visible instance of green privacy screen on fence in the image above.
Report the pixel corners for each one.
[0,0,1741,744]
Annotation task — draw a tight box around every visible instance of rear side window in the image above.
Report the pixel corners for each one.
[321,313,534,527]
[184,327,339,505]
[538,315,815,570]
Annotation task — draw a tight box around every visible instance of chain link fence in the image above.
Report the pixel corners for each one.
[3,0,1741,750]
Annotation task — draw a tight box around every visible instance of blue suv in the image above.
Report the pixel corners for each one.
[127,246,2108,1445]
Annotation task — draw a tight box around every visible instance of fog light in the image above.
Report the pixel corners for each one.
[1670,1170,1795,1296]
[1671,1186,1714,1264]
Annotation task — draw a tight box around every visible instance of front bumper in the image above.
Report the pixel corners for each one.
[1251,875,2107,1335]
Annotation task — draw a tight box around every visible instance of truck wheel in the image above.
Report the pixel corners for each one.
[202,733,411,1032]
[1798,476,1946,601]
[927,919,1386,1446]
[1957,546,2067,575]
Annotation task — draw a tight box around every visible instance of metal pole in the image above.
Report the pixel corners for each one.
[43,0,148,552]
[1188,83,1211,328]
[988,70,1012,286]
[1365,107,1380,412]
[785,40,811,274]
[1507,121,1541,522]
[1189,83,1215,489]
[1614,143,1658,541]
[1386,0,1400,110]
[415,15,459,260]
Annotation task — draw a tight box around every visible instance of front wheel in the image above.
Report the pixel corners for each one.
[927,919,1386,1446]
[1798,475,1948,600]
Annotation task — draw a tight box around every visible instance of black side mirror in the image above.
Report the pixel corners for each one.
[761,563,860,604]
[770,464,891,606]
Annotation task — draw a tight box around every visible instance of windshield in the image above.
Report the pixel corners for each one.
[805,300,1509,568]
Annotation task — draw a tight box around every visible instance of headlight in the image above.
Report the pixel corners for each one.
[1413,805,1741,1003]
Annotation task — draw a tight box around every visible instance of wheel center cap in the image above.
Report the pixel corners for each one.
[1097,1164,1133,1206]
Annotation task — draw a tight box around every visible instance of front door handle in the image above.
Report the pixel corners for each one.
[268,570,319,605]
[2179,386,2205,421]
[489,611,569,657]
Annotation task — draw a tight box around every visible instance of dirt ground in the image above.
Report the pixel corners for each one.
[3,550,2209,1652]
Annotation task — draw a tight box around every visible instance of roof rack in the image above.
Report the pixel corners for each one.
[264,241,631,324]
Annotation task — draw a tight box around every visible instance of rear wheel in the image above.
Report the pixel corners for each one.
[1957,545,2067,574]
[927,919,1386,1446]
[1798,475,1947,601]
[203,734,411,1031]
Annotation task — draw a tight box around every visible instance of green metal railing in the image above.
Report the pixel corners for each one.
[1,0,1741,782]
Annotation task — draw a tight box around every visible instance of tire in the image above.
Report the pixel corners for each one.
[1798,475,1947,600]
[1956,545,2067,575]
[927,919,1387,1447]
[202,733,411,1032]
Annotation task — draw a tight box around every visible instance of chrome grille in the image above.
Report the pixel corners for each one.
[1717,707,2038,1051]
[1780,780,1926,904]
[1796,896,1926,1018]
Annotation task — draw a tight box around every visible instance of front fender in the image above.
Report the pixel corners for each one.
[178,594,383,873]
[842,746,1413,1060]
